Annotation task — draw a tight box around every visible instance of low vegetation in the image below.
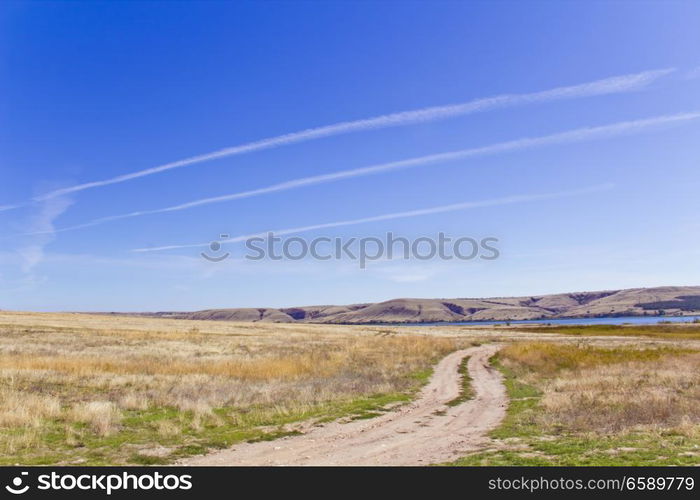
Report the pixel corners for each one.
[5,311,699,466]
[0,312,462,465]
[452,342,700,465]
[445,357,474,407]
[511,324,700,340]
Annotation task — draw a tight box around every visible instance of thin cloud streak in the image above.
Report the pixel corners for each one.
[18,196,74,275]
[132,183,614,253]
[33,68,672,201]
[43,110,699,236]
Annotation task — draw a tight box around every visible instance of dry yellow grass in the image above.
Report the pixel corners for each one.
[500,341,694,375]
[500,342,700,434]
[0,352,340,380]
[0,311,462,463]
[68,401,121,436]
[8,310,695,465]
[540,354,700,432]
[0,387,61,428]
[448,341,700,465]
[512,324,700,340]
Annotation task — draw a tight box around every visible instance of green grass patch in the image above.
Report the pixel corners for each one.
[453,432,700,466]
[487,357,540,440]
[445,357,474,407]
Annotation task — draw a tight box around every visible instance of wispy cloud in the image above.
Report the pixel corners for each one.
[30,68,672,202]
[685,66,700,80]
[132,183,614,253]
[0,204,21,213]
[45,111,699,235]
[17,196,74,276]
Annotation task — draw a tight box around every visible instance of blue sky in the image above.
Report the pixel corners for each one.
[1,1,699,311]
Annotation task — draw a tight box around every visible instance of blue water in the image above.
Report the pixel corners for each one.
[397,316,700,327]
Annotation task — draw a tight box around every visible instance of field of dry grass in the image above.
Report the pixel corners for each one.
[4,311,700,466]
[509,323,700,340]
[453,340,700,465]
[501,342,699,432]
[0,311,463,465]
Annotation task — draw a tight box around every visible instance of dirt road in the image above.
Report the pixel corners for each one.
[182,344,506,466]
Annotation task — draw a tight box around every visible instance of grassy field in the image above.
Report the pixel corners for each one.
[451,341,700,465]
[509,323,700,340]
[4,312,699,466]
[0,312,462,465]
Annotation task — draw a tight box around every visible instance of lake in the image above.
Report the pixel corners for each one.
[398,315,700,327]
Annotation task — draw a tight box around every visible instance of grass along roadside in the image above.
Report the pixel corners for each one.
[0,315,465,465]
[1,361,439,466]
[510,324,700,340]
[450,342,700,466]
[4,389,422,466]
[446,356,474,407]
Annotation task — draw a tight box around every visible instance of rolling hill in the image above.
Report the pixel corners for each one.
[139,286,700,324]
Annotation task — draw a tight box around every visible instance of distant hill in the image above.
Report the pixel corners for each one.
[137,286,700,324]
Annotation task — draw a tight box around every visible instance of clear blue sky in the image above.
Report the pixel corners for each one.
[1,1,699,311]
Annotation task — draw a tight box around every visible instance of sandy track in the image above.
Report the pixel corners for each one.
[181,344,506,466]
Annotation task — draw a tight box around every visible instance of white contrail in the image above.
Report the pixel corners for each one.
[40,110,700,236]
[32,68,672,202]
[132,183,614,253]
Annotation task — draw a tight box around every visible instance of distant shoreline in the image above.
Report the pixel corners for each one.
[73,285,700,326]
[384,314,700,327]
